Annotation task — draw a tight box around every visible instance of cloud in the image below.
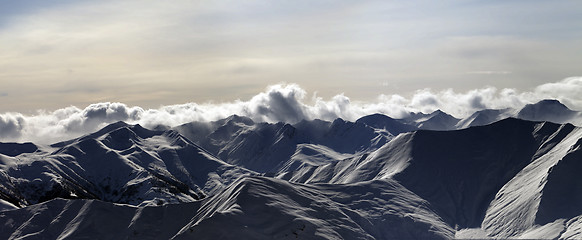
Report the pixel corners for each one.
[0,114,25,139]
[247,85,309,123]
[0,77,581,144]
[533,77,582,108]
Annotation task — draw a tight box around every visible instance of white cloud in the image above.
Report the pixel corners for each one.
[534,77,582,108]
[1,77,581,144]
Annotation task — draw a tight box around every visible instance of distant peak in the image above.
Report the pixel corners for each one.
[516,99,576,123]
[407,111,427,118]
[533,99,568,108]
[331,118,347,125]
[519,99,573,113]
[357,114,403,125]
[430,109,447,116]
[225,114,254,125]
[368,113,390,117]
[108,121,129,128]
[538,99,562,104]
[429,109,458,120]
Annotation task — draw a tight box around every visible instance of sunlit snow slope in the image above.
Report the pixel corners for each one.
[1,100,582,239]
[0,122,253,207]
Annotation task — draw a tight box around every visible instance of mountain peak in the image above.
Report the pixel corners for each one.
[455,108,512,128]
[50,121,162,148]
[431,109,445,115]
[530,99,570,110]
[214,114,255,127]
[538,99,564,105]
[330,117,349,127]
[517,99,576,123]
[415,110,460,131]
[429,109,457,119]
[356,113,417,135]
[227,114,254,123]
[359,113,395,119]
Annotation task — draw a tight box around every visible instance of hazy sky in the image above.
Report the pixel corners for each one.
[1,0,581,112]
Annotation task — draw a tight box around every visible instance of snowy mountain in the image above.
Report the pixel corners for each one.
[517,99,580,124]
[355,113,418,135]
[0,122,253,207]
[0,177,453,239]
[455,108,514,129]
[278,118,582,238]
[393,99,581,130]
[456,99,580,129]
[2,104,582,239]
[0,198,202,239]
[173,116,394,173]
[398,109,460,131]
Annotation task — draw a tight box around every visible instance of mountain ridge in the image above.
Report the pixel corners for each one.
[2,100,582,239]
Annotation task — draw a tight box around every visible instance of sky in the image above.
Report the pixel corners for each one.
[0,0,581,143]
[1,0,581,112]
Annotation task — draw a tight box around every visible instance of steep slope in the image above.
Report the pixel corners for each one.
[175,116,305,173]
[174,176,454,239]
[275,144,353,175]
[0,177,454,240]
[277,132,413,184]
[391,119,541,229]
[0,122,253,207]
[0,198,201,240]
[284,119,542,229]
[173,115,255,155]
[456,108,513,128]
[482,122,582,238]
[174,116,392,173]
[281,118,582,237]
[4,111,582,239]
[294,118,391,153]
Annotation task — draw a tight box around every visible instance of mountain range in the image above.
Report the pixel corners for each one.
[1,99,582,239]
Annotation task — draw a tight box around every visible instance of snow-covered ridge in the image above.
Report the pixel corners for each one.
[173,115,394,173]
[0,123,254,208]
[0,177,454,239]
[1,100,582,239]
[272,118,582,238]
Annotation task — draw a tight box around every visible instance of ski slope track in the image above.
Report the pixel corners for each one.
[1,99,582,239]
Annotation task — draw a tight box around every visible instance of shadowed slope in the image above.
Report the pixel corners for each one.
[517,99,579,124]
[282,118,582,237]
[0,122,254,207]
[174,176,453,239]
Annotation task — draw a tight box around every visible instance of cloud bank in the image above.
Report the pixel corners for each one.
[1,77,581,144]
